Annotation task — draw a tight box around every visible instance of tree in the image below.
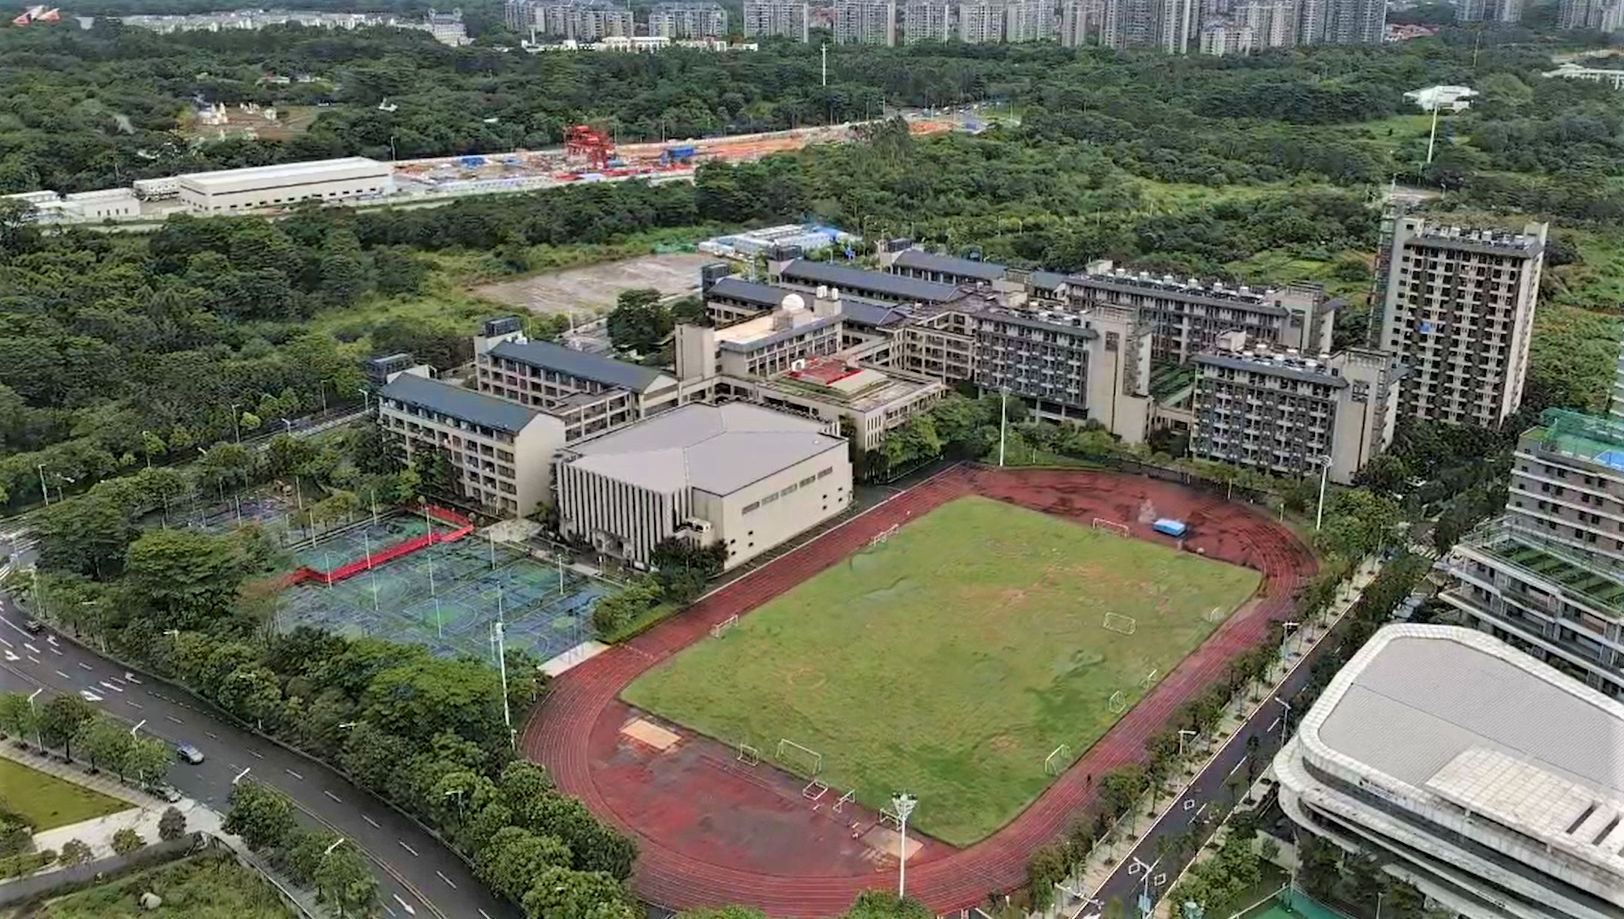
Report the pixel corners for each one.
[842,891,935,918]
[58,838,93,867]
[75,716,133,778]
[649,538,726,604]
[0,690,38,745]
[39,693,97,759]
[127,736,175,788]
[1097,765,1148,822]
[111,827,145,854]
[124,529,249,629]
[520,866,634,919]
[158,806,188,842]
[1024,843,1070,910]
[315,843,382,917]
[36,494,136,580]
[605,288,672,355]
[224,782,296,852]
[477,826,574,902]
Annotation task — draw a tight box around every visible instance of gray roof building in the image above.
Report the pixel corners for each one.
[488,339,664,393]
[379,374,541,434]
[776,259,958,304]
[890,249,1007,283]
[707,277,792,308]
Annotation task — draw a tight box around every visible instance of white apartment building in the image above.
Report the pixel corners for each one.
[1275,624,1624,919]
[1234,0,1295,45]
[1156,0,1197,51]
[1059,0,1098,44]
[1188,332,1402,484]
[1004,0,1055,40]
[958,0,1006,41]
[1101,0,1155,46]
[1459,0,1521,21]
[1378,218,1547,428]
[176,157,393,214]
[377,372,564,517]
[555,402,851,570]
[904,0,956,39]
[1066,263,1336,365]
[1198,20,1253,53]
[507,0,634,38]
[1441,410,1624,699]
[833,0,897,42]
[647,1,727,35]
[741,0,809,39]
[1559,0,1624,30]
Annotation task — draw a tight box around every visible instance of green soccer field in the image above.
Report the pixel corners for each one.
[621,495,1262,845]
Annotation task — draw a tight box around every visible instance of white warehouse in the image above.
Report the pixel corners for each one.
[177,156,394,213]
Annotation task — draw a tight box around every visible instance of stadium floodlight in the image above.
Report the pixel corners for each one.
[1314,454,1334,531]
[891,792,917,898]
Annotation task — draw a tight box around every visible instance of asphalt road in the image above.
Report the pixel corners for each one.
[0,599,518,919]
[1086,624,1346,917]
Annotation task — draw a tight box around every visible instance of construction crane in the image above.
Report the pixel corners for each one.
[563,125,614,172]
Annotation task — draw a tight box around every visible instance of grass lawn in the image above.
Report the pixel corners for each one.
[623,496,1261,844]
[34,852,295,919]
[0,759,127,832]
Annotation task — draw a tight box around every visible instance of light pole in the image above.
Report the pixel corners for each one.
[141,431,154,469]
[1376,890,1384,919]
[1274,697,1293,738]
[997,387,1009,467]
[357,388,370,415]
[230,404,241,444]
[130,719,146,737]
[324,837,347,855]
[36,464,48,505]
[1315,454,1333,531]
[27,688,44,750]
[1177,729,1198,759]
[232,767,252,785]
[891,792,917,898]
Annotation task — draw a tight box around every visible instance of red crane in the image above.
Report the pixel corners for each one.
[563,124,614,172]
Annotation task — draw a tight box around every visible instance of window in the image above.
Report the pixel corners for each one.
[742,501,760,515]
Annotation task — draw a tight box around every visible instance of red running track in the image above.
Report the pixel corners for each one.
[521,466,1315,916]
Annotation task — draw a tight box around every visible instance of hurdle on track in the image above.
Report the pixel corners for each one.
[1045,743,1071,776]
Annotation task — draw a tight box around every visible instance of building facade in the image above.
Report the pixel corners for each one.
[1059,0,1097,44]
[1310,0,1384,44]
[1188,332,1402,484]
[377,372,564,517]
[555,402,851,570]
[1441,410,1624,700]
[1559,0,1624,29]
[506,0,635,37]
[741,0,809,38]
[648,1,727,35]
[1378,217,1547,428]
[1459,0,1521,21]
[1198,20,1253,53]
[957,0,1006,41]
[176,157,392,213]
[1233,0,1294,45]
[833,0,896,43]
[1276,624,1624,919]
[903,0,956,39]
[1004,0,1055,40]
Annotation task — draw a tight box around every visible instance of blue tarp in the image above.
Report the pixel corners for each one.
[1153,518,1188,538]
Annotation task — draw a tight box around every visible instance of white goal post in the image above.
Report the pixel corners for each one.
[1091,518,1130,538]
[1045,743,1071,776]
[866,524,900,550]
[776,738,824,777]
[1103,612,1138,635]
[1204,606,1227,623]
[1108,691,1128,714]
[709,614,739,638]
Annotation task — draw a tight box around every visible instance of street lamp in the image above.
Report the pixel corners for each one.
[130,719,146,737]
[36,464,48,505]
[27,688,44,750]
[1314,454,1334,531]
[1274,697,1293,738]
[324,837,347,855]
[891,792,917,898]
[1177,729,1198,759]
[232,767,252,785]
[230,403,242,444]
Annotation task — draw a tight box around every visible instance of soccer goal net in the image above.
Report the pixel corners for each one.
[866,524,900,550]
[1091,518,1130,538]
[1204,606,1228,624]
[776,738,823,777]
[1103,612,1138,635]
[709,614,739,638]
[1044,743,1071,776]
[1108,690,1128,714]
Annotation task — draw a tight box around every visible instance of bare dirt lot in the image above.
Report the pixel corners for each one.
[474,253,716,316]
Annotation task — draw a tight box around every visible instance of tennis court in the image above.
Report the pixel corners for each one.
[278,510,611,661]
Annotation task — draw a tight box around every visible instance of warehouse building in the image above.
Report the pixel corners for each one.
[1378,218,1547,428]
[555,402,851,570]
[1441,409,1624,699]
[1275,624,1624,919]
[177,157,394,213]
[377,372,564,517]
[1188,332,1402,484]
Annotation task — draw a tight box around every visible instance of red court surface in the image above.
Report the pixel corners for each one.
[520,465,1316,916]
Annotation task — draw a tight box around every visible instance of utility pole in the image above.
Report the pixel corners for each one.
[997,388,1009,467]
[821,42,827,87]
[492,591,513,748]
[1425,103,1440,166]
[1315,454,1333,531]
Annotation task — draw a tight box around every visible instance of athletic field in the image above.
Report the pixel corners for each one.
[621,495,1261,844]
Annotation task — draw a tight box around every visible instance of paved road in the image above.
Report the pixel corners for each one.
[0,600,517,919]
[1087,622,1350,917]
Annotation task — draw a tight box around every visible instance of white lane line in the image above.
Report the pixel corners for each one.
[49,646,61,655]
[250,750,263,759]
[385,905,398,918]
[205,732,218,739]
[164,715,183,724]
[435,871,457,889]
[0,636,10,648]
[323,790,341,803]
[362,815,380,828]
[1195,802,1209,818]
[398,840,419,857]
[76,661,92,671]
[479,910,493,919]
[125,700,143,710]
[26,655,39,665]
[55,669,70,679]
[99,680,123,692]
[284,769,304,781]
[1228,760,1245,777]
[23,643,39,655]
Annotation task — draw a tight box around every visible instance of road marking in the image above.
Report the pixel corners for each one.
[55,669,70,679]
[46,635,57,645]
[2,650,15,662]
[0,636,10,647]
[1267,717,1280,732]
[385,906,397,918]
[80,690,103,702]
[164,715,183,724]
[285,768,304,781]
[479,910,493,919]
[435,871,456,889]
[125,700,143,710]
[23,643,39,655]
[77,662,92,671]
[323,790,341,803]
[362,815,380,828]
[26,655,39,665]
[398,840,419,857]
[99,680,122,692]
[49,646,60,655]
[393,894,416,916]
[1196,802,1209,818]
[205,731,218,739]
[250,750,263,759]
[1228,760,1244,777]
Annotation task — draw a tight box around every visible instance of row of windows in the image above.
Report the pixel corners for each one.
[741,467,835,515]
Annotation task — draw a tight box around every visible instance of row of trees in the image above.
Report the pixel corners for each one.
[223,781,380,916]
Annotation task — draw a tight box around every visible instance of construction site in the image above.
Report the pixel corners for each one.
[391,117,955,197]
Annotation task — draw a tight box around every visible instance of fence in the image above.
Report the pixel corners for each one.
[0,836,197,908]
[284,505,473,586]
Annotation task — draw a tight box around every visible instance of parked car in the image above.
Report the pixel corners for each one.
[175,743,204,765]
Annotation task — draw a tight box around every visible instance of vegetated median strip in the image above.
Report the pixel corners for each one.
[1096,558,1379,908]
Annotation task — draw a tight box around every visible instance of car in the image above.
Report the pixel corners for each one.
[155,784,182,803]
[175,743,204,765]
